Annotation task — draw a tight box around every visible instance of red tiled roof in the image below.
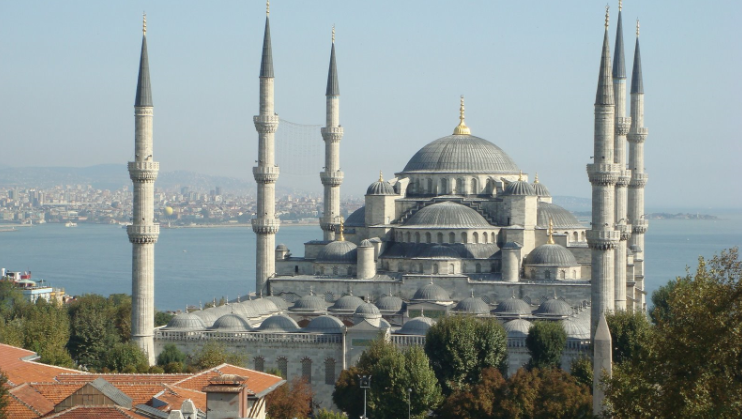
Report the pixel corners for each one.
[54,373,190,385]
[44,406,149,419]
[173,363,283,396]
[28,383,85,404]
[154,384,208,412]
[0,344,83,387]
[6,392,43,419]
[9,383,55,417]
[111,383,168,406]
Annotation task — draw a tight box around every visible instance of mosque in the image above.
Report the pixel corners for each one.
[126,3,650,411]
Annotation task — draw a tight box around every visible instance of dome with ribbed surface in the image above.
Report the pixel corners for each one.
[345,206,366,227]
[249,298,280,315]
[276,244,288,251]
[316,241,358,263]
[211,314,252,332]
[405,202,490,228]
[290,295,328,313]
[561,318,589,339]
[454,296,491,314]
[527,244,578,266]
[504,319,532,337]
[359,239,374,248]
[376,295,404,312]
[367,180,395,195]
[304,315,345,334]
[533,182,551,197]
[536,202,582,228]
[413,283,451,301]
[397,317,435,335]
[193,310,219,327]
[494,296,532,315]
[402,135,520,174]
[330,294,365,312]
[503,180,537,196]
[166,313,207,331]
[232,302,259,319]
[535,298,573,317]
[264,295,289,311]
[354,303,381,318]
[258,315,300,333]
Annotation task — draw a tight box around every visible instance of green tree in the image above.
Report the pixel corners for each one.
[331,366,363,418]
[155,311,174,327]
[605,248,742,418]
[424,316,507,393]
[314,408,346,419]
[500,367,593,419]
[157,343,186,366]
[105,342,148,372]
[526,321,567,370]
[605,311,651,364]
[437,367,507,419]
[265,377,313,419]
[188,340,248,370]
[404,345,443,418]
[648,275,689,325]
[569,355,593,389]
[67,294,120,369]
[22,299,74,367]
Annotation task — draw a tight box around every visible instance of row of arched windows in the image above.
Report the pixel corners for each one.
[409,177,499,195]
[316,266,354,276]
[253,356,336,385]
[396,230,497,244]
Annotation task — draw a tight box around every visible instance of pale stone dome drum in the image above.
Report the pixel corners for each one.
[397,316,435,335]
[166,312,207,331]
[211,314,253,332]
[527,244,578,266]
[413,282,451,301]
[504,319,532,338]
[405,202,490,228]
[316,241,358,263]
[258,314,301,333]
[402,135,520,174]
[304,315,345,334]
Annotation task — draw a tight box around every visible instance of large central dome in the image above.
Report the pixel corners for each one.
[402,134,520,174]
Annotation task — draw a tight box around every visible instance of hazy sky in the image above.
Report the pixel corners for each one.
[1,1,740,209]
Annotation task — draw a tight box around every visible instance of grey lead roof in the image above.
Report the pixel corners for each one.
[612,11,626,79]
[260,17,274,78]
[595,28,614,106]
[326,43,339,96]
[404,202,491,228]
[90,378,133,408]
[135,35,152,107]
[401,135,520,174]
[345,206,365,226]
[631,38,644,94]
[536,202,583,228]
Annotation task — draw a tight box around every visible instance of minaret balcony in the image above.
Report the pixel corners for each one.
[320,171,344,186]
[252,218,281,234]
[629,172,649,187]
[321,126,344,142]
[253,115,280,133]
[128,161,160,182]
[586,230,620,250]
[615,117,632,135]
[586,163,621,185]
[632,220,649,234]
[127,224,160,244]
[253,166,280,183]
[627,127,648,143]
[616,170,632,186]
[616,223,632,241]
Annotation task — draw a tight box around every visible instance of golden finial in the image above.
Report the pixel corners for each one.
[518,171,523,182]
[605,5,610,30]
[143,12,147,36]
[332,25,335,43]
[547,217,555,244]
[337,221,345,241]
[534,172,539,184]
[379,171,384,182]
[619,0,622,12]
[453,95,471,135]
[266,0,270,16]
[636,19,640,37]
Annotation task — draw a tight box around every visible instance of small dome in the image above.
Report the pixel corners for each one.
[264,295,289,311]
[166,313,207,331]
[527,244,578,266]
[258,315,301,333]
[345,206,366,227]
[418,244,462,259]
[405,202,491,228]
[413,283,451,301]
[316,241,358,263]
[276,244,288,251]
[397,317,435,336]
[354,303,381,318]
[232,302,260,319]
[367,180,395,195]
[330,294,365,312]
[494,296,532,315]
[561,318,589,339]
[248,298,280,315]
[454,296,491,315]
[532,176,551,197]
[359,239,374,248]
[535,298,574,317]
[211,314,252,332]
[193,310,219,327]
[504,319,532,338]
[291,294,328,313]
[304,315,345,334]
[503,180,537,196]
[537,202,582,228]
[376,295,404,312]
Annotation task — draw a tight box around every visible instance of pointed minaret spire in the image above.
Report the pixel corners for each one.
[135,13,152,107]
[612,4,626,80]
[631,20,644,94]
[595,6,614,106]
[326,25,339,95]
[260,3,274,78]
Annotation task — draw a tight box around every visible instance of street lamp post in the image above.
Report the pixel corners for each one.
[359,375,371,419]
[408,388,412,419]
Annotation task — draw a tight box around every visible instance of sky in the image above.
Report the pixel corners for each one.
[1,1,740,209]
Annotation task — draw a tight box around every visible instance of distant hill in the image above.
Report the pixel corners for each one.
[552,195,591,212]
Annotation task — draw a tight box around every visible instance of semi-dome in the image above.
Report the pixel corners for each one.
[165,312,207,331]
[503,180,537,196]
[258,314,301,333]
[405,202,491,228]
[413,282,451,301]
[537,202,583,228]
[211,314,252,332]
[304,315,345,334]
[290,294,328,313]
[504,319,532,338]
[418,244,462,259]
[535,298,574,317]
[376,295,405,312]
[330,294,365,312]
[527,244,578,266]
[397,317,435,336]
[345,206,366,227]
[454,295,491,315]
[561,318,589,339]
[316,241,358,263]
[493,296,532,315]
[402,134,520,174]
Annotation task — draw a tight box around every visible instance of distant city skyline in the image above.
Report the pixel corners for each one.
[1,1,740,208]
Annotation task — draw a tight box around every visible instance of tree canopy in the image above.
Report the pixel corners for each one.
[526,320,567,370]
[265,377,313,419]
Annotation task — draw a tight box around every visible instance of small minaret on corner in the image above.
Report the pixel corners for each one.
[128,13,159,365]
[252,2,280,295]
[627,18,648,312]
[320,25,344,240]
[587,6,621,338]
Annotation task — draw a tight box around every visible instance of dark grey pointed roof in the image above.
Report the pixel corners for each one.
[135,35,152,107]
[326,43,339,96]
[612,11,626,79]
[595,28,614,106]
[402,135,520,174]
[631,37,644,94]
[260,17,274,78]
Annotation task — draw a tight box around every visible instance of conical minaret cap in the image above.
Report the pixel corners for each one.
[260,16,274,78]
[595,8,614,106]
[135,15,153,107]
[631,22,644,94]
[326,27,339,96]
[612,9,626,79]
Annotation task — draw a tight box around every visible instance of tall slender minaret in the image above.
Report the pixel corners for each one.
[612,1,631,311]
[320,26,344,240]
[252,2,280,295]
[128,13,159,365]
[627,19,648,311]
[587,7,620,338]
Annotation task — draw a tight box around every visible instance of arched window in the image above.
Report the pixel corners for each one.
[450,263,455,274]
[545,270,551,280]
[254,356,265,372]
[456,178,465,194]
[472,232,479,243]
[461,232,467,243]
[573,269,577,278]
[301,358,312,382]
[581,231,586,241]
[325,358,336,385]
[419,263,424,273]
[530,269,536,279]
[433,264,439,274]
[483,232,488,243]
[320,267,325,275]
[471,178,478,194]
[440,178,448,194]
[427,178,433,193]
[437,233,443,243]
[573,231,579,242]
[277,357,288,379]
[486,178,494,194]
[559,270,566,279]
[398,263,404,272]
[332,266,338,275]
[491,263,497,272]
[475,263,481,273]
[425,232,432,243]
[449,232,455,243]
[295,265,299,273]
[415,232,420,243]
[347,266,353,276]
[406,232,411,242]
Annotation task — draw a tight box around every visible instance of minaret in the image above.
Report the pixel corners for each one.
[627,19,648,311]
[612,1,631,311]
[587,7,620,338]
[128,13,159,365]
[252,2,280,294]
[320,26,344,240]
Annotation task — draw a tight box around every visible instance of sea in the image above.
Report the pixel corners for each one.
[1,213,740,311]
